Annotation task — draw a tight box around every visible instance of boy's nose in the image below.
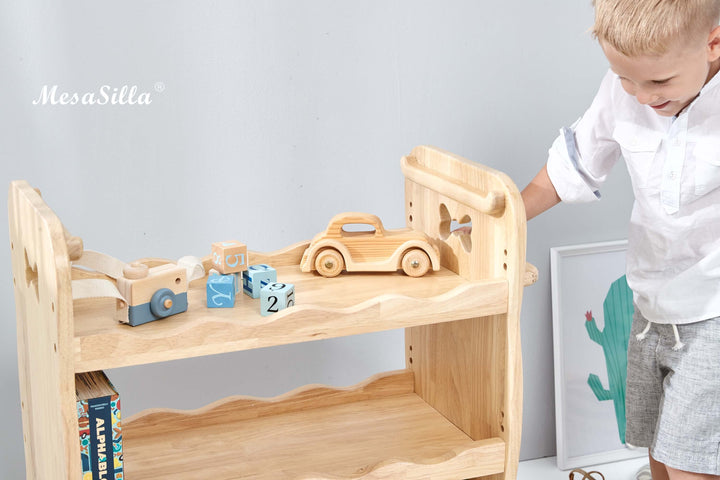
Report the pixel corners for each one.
[635,90,658,105]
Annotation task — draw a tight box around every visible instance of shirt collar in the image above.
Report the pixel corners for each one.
[677,67,720,118]
[700,67,720,96]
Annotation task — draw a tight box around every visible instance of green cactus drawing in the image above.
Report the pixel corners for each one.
[585,274,634,444]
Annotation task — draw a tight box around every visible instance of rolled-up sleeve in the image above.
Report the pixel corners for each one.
[546,70,622,203]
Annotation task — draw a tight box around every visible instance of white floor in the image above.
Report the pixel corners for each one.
[518,455,650,479]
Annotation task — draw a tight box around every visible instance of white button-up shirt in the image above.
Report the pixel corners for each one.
[547,69,720,324]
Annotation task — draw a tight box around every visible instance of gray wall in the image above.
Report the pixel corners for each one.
[0,1,633,477]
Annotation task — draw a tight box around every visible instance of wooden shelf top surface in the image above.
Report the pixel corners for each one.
[73,266,508,372]
[123,377,505,480]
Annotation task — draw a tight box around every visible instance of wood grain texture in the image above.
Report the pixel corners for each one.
[11,146,534,480]
[292,440,505,480]
[403,146,528,480]
[298,212,440,275]
[73,266,508,372]
[401,155,505,216]
[8,181,80,480]
[126,370,415,437]
[123,371,505,479]
[116,263,187,306]
[524,262,538,286]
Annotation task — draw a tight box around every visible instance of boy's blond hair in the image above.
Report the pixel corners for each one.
[592,0,720,56]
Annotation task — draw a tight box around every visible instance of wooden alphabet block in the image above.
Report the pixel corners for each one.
[211,240,248,274]
[217,270,241,294]
[116,262,189,326]
[260,282,295,316]
[206,273,236,308]
[242,264,277,299]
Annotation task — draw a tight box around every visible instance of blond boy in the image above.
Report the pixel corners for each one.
[523,1,720,478]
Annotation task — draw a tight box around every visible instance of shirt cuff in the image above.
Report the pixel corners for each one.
[546,126,602,203]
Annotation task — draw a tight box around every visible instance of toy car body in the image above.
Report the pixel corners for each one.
[300,212,441,277]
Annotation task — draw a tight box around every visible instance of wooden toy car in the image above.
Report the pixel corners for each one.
[300,212,441,277]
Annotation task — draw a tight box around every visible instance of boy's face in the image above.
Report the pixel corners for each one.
[601,27,720,117]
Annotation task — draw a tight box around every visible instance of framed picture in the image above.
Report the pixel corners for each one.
[551,240,647,470]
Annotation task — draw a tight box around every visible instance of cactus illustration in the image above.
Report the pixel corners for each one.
[585,275,634,444]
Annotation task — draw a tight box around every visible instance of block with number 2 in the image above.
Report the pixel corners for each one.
[260,282,295,316]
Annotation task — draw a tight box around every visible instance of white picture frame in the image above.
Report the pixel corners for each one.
[550,240,647,470]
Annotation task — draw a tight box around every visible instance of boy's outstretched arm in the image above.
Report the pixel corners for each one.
[521,164,561,220]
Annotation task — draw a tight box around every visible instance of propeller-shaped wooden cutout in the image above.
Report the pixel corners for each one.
[439,203,472,253]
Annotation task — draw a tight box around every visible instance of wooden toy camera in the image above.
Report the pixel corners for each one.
[116,261,189,326]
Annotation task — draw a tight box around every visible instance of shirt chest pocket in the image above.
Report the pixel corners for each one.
[693,143,720,196]
[613,122,663,189]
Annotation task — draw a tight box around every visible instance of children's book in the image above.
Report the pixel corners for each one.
[76,370,123,480]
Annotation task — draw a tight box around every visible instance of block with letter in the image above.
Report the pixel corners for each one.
[242,264,277,299]
[212,240,248,274]
[76,370,123,480]
[260,282,295,316]
[207,272,236,308]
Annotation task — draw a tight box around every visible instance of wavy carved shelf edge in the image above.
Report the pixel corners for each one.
[122,370,506,480]
[74,278,509,372]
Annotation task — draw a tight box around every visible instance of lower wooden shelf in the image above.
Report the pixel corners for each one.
[122,370,505,480]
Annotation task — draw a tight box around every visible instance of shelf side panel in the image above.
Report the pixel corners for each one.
[406,315,509,474]
[8,181,79,480]
[402,146,526,480]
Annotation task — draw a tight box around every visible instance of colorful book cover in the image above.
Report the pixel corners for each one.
[76,371,123,480]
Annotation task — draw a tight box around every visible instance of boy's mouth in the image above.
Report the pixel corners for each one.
[650,100,671,110]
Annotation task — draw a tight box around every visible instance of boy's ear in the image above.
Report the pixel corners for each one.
[707,25,720,61]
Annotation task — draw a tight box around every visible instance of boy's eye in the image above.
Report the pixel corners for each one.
[652,78,672,85]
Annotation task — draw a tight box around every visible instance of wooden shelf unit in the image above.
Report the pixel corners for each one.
[9,145,534,480]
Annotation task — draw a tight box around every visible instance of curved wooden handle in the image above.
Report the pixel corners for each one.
[401,155,505,216]
[524,262,538,286]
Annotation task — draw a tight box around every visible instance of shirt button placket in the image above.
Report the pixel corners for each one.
[661,117,687,214]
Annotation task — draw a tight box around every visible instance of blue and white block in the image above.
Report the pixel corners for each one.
[207,273,236,308]
[242,264,277,299]
[260,282,295,316]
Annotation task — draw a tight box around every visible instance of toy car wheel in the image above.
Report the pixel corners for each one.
[401,249,431,277]
[314,249,344,277]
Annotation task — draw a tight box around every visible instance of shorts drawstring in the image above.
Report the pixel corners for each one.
[671,324,685,351]
[636,320,652,341]
[635,320,685,350]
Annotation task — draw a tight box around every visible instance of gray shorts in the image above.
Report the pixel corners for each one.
[626,310,720,475]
